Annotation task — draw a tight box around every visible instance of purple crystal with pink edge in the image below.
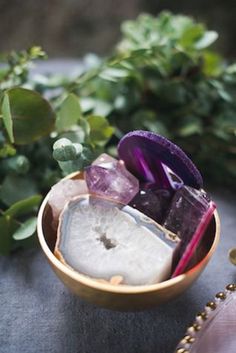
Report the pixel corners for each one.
[129,182,174,224]
[162,185,216,276]
[85,153,139,204]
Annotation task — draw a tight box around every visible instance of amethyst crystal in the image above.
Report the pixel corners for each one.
[118,130,203,189]
[130,182,173,224]
[85,153,139,204]
[163,185,215,276]
[163,186,211,237]
[92,153,117,167]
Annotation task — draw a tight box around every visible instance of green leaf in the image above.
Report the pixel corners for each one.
[178,116,203,137]
[93,100,113,116]
[178,123,202,137]
[202,51,223,76]
[80,117,90,139]
[195,31,218,49]
[56,93,82,133]
[80,97,95,113]
[1,93,14,143]
[99,68,129,82]
[0,175,38,206]
[0,144,16,158]
[2,87,55,145]
[155,80,187,105]
[180,24,205,48]
[80,97,112,116]
[53,138,72,150]
[87,115,114,146]
[0,216,18,255]
[13,217,37,241]
[1,155,30,175]
[53,143,83,161]
[4,195,42,218]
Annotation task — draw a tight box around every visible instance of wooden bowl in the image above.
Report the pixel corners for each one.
[37,172,220,311]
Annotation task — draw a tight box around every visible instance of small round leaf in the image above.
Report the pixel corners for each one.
[13,217,37,241]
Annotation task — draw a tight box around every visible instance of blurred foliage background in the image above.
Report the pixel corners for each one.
[0,0,235,58]
[0,1,235,254]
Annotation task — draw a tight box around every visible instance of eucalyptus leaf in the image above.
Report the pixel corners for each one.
[1,93,14,143]
[1,155,30,175]
[195,31,218,49]
[56,93,81,132]
[3,87,55,145]
[4,195,42,218]
[13,217,37,241]
[0,216,18,255]
[87,115,114,146]
[0,175,38,206]
[99,68,129,82]
[178,122,202,137]
[53,143,83,161]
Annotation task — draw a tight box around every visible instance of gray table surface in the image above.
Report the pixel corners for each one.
[1,62,236,353]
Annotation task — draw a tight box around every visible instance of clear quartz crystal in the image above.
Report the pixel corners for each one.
[85,153,139,204]
[48,178,88,228]
[56,195,174,286]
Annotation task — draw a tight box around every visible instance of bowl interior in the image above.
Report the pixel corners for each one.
[39,172,218,290]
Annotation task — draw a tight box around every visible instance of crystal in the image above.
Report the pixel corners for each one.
[92,153,117,167]
[85,153,139,204]
[55,195,173,286]
[129,182,173,224]
[163,186,210,238]
[163,185,215,276]
[48,178,88,229]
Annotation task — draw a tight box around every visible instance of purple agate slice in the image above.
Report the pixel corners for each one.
[118,130,203,189]
[85,153,139,204]
[163,185,215,276]
[129,182,173,224]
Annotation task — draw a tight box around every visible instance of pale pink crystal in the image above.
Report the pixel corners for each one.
[48,178,88,229]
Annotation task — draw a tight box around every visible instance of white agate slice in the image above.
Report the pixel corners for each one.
[55,195,173,286]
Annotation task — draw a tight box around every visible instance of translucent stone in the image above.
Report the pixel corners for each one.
[55,195,173,286]
[163,185,215,276]
[130,182,173,224]
[92,153,117,167]
[163,185,210,239]
[85,153,139,204]
[48,178,88,229]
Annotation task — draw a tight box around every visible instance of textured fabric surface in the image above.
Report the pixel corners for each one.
[0,190,235,353]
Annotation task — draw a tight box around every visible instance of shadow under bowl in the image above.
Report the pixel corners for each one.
[37,172,220,311]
